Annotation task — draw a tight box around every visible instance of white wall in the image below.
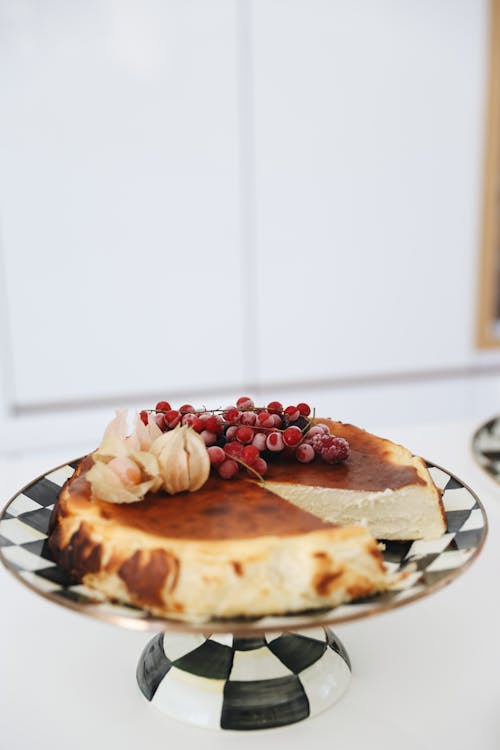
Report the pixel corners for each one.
[0,0,498,457]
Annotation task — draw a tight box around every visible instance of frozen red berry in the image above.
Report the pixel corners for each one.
[179,404,195,415]
[224,441,243,458]
[205,415,221,433]
[284,405,300,422]
[283,426,302,447]
[224,407,241,423]
[182,413,197,427]
[321,436,350,464]
[192,417,205,433]
[267,401,283,414]
[236,426,254,444]
[251,457,268,476]
[164,409,181,428]
[297,402,311,417]
[307,425,326,438]
[201,430,217,446]
[266,431,285,451]
[218,459,239,479]
[155,401,171,412]
[155,414,166,430]
[240,411,257,426]
[225,425,239,440]
[207,446,226,466]
[140,410,149,426]
[236,396,255,411]
[257,412,274,428]
[241,445,260,465]
[295,443,315,463]
[252,432,268,451]
[306,433,325,454]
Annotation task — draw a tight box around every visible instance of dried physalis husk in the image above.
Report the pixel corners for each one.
[87,410,163,503]
[150,425,210,494]
[85,461,159,504]
[133,412,163,451]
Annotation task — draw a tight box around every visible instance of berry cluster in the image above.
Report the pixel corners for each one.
[142,396,350,480]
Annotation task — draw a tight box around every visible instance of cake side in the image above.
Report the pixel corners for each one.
[49,463,388,621]
[47,401,443,621]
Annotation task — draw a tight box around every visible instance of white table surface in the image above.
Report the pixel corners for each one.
[1,418,499,750]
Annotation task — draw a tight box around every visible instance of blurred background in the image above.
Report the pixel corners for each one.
[0,0,499,460]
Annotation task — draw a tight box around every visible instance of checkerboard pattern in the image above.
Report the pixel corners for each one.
[136,627,351,729]
[0,460,486,631]
[473,416,500,483]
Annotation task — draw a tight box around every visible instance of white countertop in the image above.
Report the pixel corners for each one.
[1,418,498,750]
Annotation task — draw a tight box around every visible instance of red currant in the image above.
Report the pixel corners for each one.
[307,425,325,438]
[240,411,257,426]
[283,426,302,447]
[266,431,285,452]
[201,430,217,446]
[297,403,311,417]
[164,409,181,428]
[252,432,268,451]
[236,396,255,411]
[205,415,220,433]
[236,426,254,444]
[179,404,195,415]
[241,445,260,465]
[224,407,241,423]
[267,401,283,414]
[139,410,149,426]
[225,425,239,440]
[251,457,268,476]
[192,417,205,433]
[207,446,226,466]
[218,459,239,479]
[155,401,171,412]
[284,405,300,422]
[257,412,274,428]
[225,441,243,458]
[295,443,315,463]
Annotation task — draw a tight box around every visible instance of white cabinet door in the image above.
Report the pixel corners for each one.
[252,0,487,383]
[0,1,243,407]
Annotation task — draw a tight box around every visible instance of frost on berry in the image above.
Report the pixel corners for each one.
[295,443,315,463]
[201,430,217,446]
[321,436,350,464]
[236,426,254,444]
[218,459,239,479]
[266,431,284,452]
[236,396,255,411]
[283,426,302,447]
[208,446,226,466]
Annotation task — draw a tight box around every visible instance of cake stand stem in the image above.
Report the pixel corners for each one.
[137,627,351,730]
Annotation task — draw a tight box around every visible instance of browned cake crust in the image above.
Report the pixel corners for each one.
[48,420,444,621]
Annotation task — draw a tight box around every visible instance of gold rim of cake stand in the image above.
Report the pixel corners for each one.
[0,457,488,636]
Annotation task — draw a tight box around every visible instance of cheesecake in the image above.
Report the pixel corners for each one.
[48,405,445,622]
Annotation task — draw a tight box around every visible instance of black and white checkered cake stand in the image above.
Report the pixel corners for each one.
[0,460,487,731]
[473,416,500,483]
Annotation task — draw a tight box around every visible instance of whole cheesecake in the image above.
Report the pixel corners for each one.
[48,410,445,622]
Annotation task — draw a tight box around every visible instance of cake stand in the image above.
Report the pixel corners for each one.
[0,459,487,731]
[472,415,500,483]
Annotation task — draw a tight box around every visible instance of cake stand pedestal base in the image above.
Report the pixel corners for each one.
[137,627,351,730]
